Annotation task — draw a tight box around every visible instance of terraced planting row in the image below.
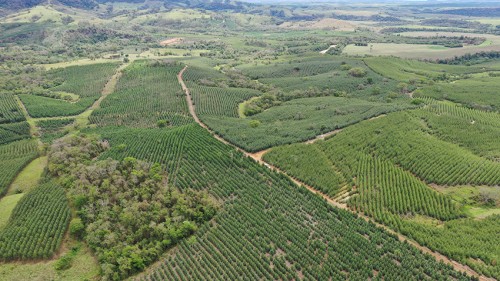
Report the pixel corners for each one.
[90,61,193,128]
[20,63,119,118]
[0,139,39,198]
[87,124,473,281]
[0,182,70,260]
[264,106,500,278]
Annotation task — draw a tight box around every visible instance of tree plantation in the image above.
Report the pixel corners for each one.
[0,0,499,280]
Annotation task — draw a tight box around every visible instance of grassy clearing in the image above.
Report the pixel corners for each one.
[7,156,47,195]
[0,140,39,198]
[344,42,500,59]
[436,185,500,210]
[0,241,99,281]
[0,193,24,229]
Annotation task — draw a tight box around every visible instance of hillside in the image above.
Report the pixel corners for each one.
[0,1,499,280]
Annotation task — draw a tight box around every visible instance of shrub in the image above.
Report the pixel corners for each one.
[348,67,367,77]
[249,120,261,128]
[69,218,85,239]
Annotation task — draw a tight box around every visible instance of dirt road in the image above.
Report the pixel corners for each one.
[177,66,493,281]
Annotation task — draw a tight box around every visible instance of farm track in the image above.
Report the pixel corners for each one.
[15,62,129,130]
[0,62,129,269]
[177,66,494,281]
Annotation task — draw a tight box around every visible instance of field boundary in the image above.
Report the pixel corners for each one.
[177,65,494,281]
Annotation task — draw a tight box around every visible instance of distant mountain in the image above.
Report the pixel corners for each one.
[0,0,45,10]
[0,0,253,11]
[0,0,97,10]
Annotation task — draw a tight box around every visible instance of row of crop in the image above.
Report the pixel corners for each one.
[0,93,25,124]
[351,155,463,220]
[263,143,345,197]
[19,63,120,118]
[19,94,91,118]
[0,139,39,197]
[47,63,119,99]
[200,97,414,152]
[414,104,500,160]
[0,121,31,145]
[0,181,70,260]
[321,110,500,186]
[113,124,472,281]
[265,109,499,278]
[90,62,193,128]
[188,83,261,118]
[415,75,500,111]
[239,57,354,79]
[36,118,75,144]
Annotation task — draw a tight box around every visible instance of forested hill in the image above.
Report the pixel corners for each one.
[0,0,253,11]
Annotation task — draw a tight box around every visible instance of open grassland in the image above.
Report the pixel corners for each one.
[0,5,107,25]
[7,156,47,195]
[113,8,211,25]
[344,41,500,59]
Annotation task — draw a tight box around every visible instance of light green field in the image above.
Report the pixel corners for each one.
[473,18,500,25]
[435,185,500,218]
[0,194,24,229]
[7,156,47,195]
[0,242,99,281]
[52,92,80,102]
[398,31,500,45]
[363,56,486,82]
[344,41,500,59]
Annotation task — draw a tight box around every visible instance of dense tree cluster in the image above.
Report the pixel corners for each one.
[48,134,217,280]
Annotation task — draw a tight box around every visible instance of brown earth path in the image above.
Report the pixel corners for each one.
[177,66,493,281]
[2,62,130,266]
[15,62,130,134]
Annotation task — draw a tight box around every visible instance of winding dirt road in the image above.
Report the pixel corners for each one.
[177,66,493,281]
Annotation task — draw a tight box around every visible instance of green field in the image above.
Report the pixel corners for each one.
[0,182,71,260]
[1,0,500,280]
[416,75,500,111]
[0,140,39,198]
[88,125,472,281]
[21,63,119,118]
[264,104,500,279]
[363,57,488,82]
[90,61,193,128]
